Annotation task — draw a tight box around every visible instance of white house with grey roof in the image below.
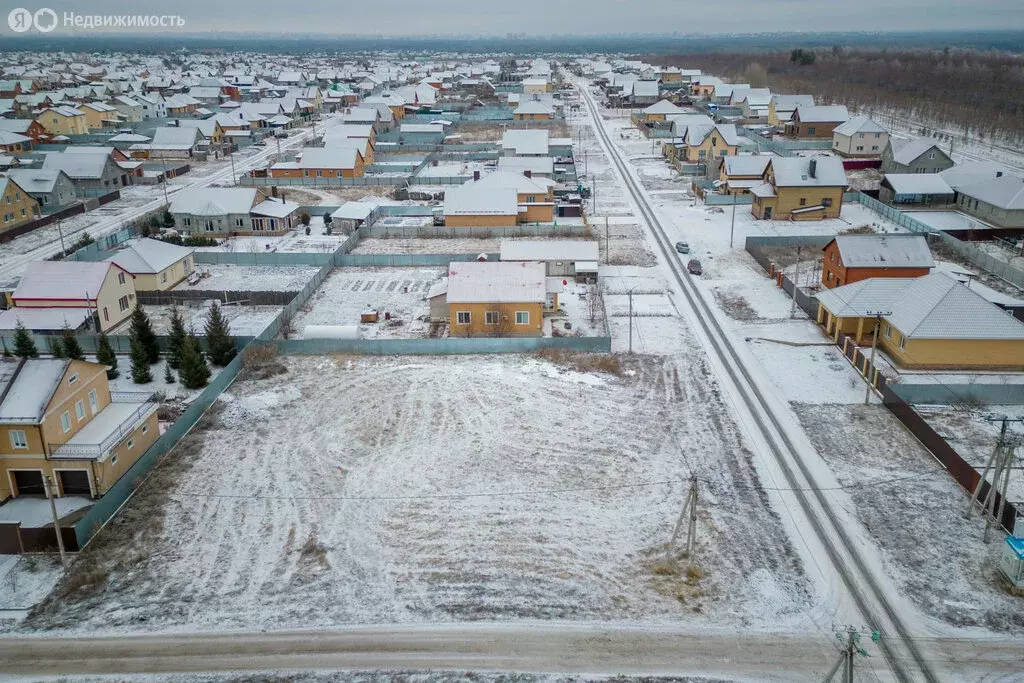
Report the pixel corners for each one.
[955,175,1024,228]
[831,116,889,158]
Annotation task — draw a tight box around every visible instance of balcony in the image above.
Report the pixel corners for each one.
[49,393,158,460]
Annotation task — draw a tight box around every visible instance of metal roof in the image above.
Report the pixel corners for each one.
[170,187,258,216]
[882,174,954,196]
[834,234,935,268]
[446,261,546,304]
[770,156,848,188]
[443,185,518,216]
[889,137,948,166]
[106,237,193,274]
[500,240,599,262]
[833,115,887,137]
[956,176,1024,211]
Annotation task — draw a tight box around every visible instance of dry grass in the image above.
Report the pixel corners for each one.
[241,343,288,380]
[535,349,624,376]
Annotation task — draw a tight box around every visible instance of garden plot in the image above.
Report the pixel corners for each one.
[290,267,441,338]
[793,403,1024,632]
[177,265,319,292]
[123,302,281,337]
[27,354,811,634]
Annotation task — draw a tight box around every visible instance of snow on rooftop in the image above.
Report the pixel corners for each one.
[446,261,546,304]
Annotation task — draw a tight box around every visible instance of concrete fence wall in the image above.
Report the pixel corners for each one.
[278,334,611,355]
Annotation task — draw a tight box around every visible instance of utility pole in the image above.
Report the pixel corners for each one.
[823,626,873,683]
[43,475,68,568]
[161,156,170,205]
[863,311,891,405]
[627,289,634,354]
[965,416,1022,541]
[664,474,699,568]
[229,151,237,187]
[790,246,801,318]
[56,218,66,257]
[605,216,609,262]
[729,191,736,249]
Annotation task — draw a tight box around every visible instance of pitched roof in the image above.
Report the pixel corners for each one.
[4,169,70,194]
[471,170,554,195]
[251,198,300,218]
[833,234,934,268]
[0,358,70,423]
[817,272,1024,340]
[296,147,359,170]
[13,260,120,300]
[833,115,887,136]
[882,174,954,196]
[722,155,772,177]
[794,104,849,123]
[514,101,555,115]
[501,129,549,156]
[955,175,1024,210]
[769,156,848,188]
[443,185,518,216]
[169,187,258,215]
[643,99,684,115]
[889,137,948,166]
[41,151,113,179]
[446,261,546,304]
[105,237,193,274]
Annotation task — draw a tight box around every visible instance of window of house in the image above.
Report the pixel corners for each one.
[75,400,85,421]
[856,146,863,151]
[515,311,530,325]
[235,218,244,227]
[456,311,471,325]
[485,311,499,325]
[827,271,834,281]
[183,217,192,227]
[899,335,906,351]
[9,430,28,449]
[808,127,816,135]
[885,323,892,339]
[874,132,881,138]
[316,170,323,177]
[142,424,149,434]
[111,454,118,465]
[20,208,25,217]
[103,307,109,322]
[823,198,833,207]
[526,195,536,203]
[67,373,79,385]
[161,272,167,283]
[927,152,935,159]
[60,412,71,433]
[89,389,98,414]
[872,145,879,151]
[118,295,129,312]
[117,271,126,285]
[127,438,134,450]
[799,198,807,206]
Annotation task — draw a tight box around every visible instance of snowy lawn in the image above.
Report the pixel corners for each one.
[0,555,64,628]
[103,355,225,403]
[290,267,441,339]
[179,265,320,292]
[112,302,281,337]
[25,354,811,634]
[793,403,1024,632]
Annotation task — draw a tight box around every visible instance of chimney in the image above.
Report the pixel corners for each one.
[473,170,480,181]
[808,158,817,179]
[523,169,532,178]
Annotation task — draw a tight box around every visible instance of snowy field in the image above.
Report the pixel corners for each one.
[793,403,1024,632]
[0,555,64,626]
[179,265,320,292]
[351,237,500,254]
[31,672,741,683]
[194,226,349,254]
[103,355,225,402]
[26,354,810,635]
[290,267,441,338]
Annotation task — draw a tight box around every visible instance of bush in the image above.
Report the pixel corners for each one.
[535,349,623,376]
[299,211,311,226]
[241,343,287,380]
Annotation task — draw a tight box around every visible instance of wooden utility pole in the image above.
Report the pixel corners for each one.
[729,191,737,249]
[43,475,68,568]
[790,246,802,318]
[627,290,634,354]
[605,216,610,261]
[823,627,873,683]
[863,311,890,405]
[965,416,1022,542]
[664,474,699,567]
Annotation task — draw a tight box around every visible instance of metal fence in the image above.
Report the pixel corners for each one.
[888,382,1024,406]
[240,176,406,187]
[194,251,334,266]
[362,224,591,239]
[705,193,754,207]
[336,253,498,267]
[278,334,611,355]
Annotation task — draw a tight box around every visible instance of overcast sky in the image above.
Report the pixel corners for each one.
[9,0,1024,35]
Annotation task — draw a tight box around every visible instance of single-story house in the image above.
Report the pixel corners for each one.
[954,175,1024,228]
[443,185,519,227]
[501,129,549,157]
[514,101,555,120]
[879,174,955,206]
[441,261,548,337]
[470,171,556,223]
[821,234,934,289]
[269,147,364,179]
[169,187,263,236]
[718,155,773,195]
[500,240,600,279]
[329,201,377,231]
[41,151,130,196]
[816,272,1024,369]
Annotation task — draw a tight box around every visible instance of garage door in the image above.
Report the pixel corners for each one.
[12,470,45,496]
[59,470,91,496]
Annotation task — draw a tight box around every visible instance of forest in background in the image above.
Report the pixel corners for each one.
[643,49,1024,146]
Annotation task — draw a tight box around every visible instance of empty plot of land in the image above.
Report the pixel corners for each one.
[290,267,441,338]
[177,265,320,292]
[27,354,810,634]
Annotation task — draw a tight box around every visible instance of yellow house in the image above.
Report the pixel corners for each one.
[751,156,848,220]
[106,238,195,291]
[767,94,815,127]
[11,260,137,332]
[718,155,772,195]
[815,272,1024,370]
[640,99,684,122]
[442,261,547,337]
[679,123,740,163]
[36,106,89,136]
[0,358,159,502]
[0,177,41,234]
[79,101,120,130]
[470,171,556,224]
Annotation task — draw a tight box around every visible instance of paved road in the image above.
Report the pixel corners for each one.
[0,624,1020,681]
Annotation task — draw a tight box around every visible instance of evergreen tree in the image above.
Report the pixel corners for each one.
[50,337,66,359]
[163,362,176,384]
[129,305,160,364]
[178,335,210,389]
[96,331,119,379]
[129,333,152,384]
[204,302,236,366]
[12,320,39,359]
[60,325,85,361]
[167,306,188,370]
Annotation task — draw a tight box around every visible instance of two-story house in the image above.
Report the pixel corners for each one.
[831,116,889,158]
[9,260,137,332]
[820,234,934,289]
[0,358,159,501]
[881,137,955,174]
[785,105,849,139]
[0,177,41,234]
[750,156,848,220]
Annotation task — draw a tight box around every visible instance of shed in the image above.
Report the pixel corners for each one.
[499,240,600,279]
[880,174,954,205]
[999,536,1024,590]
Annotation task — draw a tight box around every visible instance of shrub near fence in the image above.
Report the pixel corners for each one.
[136,290,299,306]
[0,331,255,355]
[278,335,612,355]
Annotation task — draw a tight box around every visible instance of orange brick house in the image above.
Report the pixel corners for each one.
[821,234,935,289]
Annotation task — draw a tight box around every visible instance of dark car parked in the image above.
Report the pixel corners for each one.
[687,259,702,275]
